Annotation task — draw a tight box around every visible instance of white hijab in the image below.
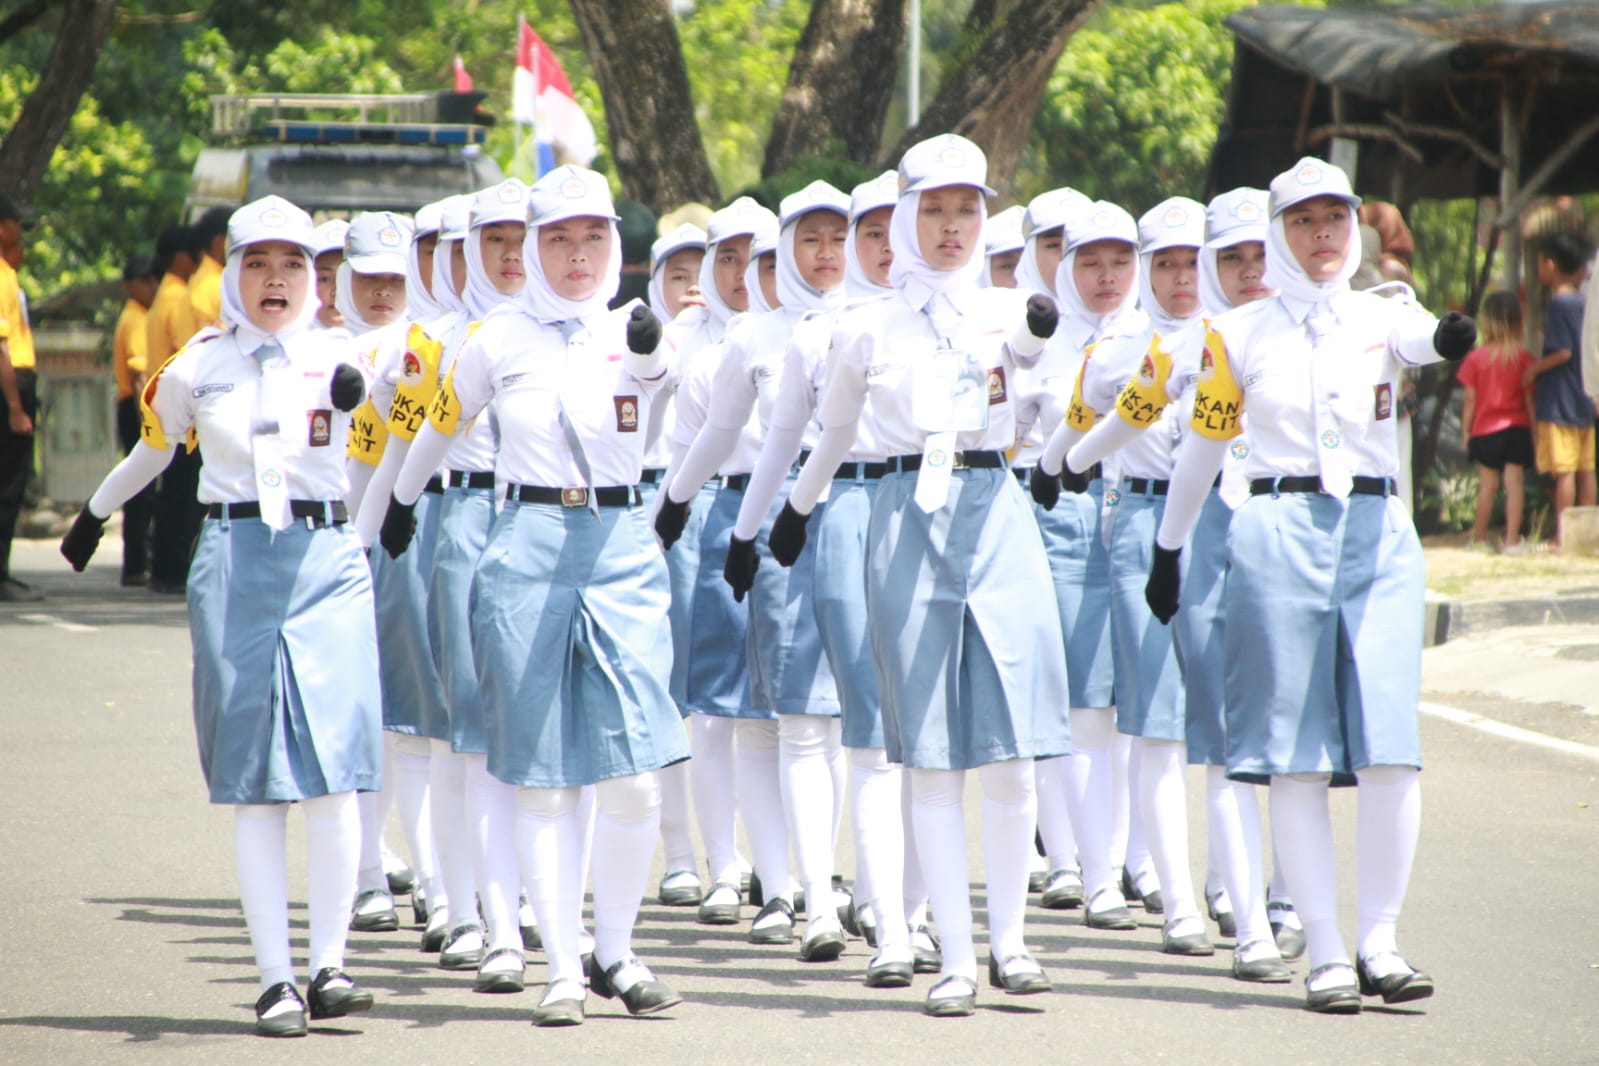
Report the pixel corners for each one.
[431,238,468,316]
[518,218,622,325]
[1263,210,1361,322]
[844,212,892,298]
[1138,248,1206,337]
[220,240,320,354]
[463,223,522,320]
[405,230,447,323]
[1054,243,1144,346]
[888,188,988,296]
[334,261,407,337]
[1014,229,1059,297]
[775,209,847,314]
[745,252,776,314]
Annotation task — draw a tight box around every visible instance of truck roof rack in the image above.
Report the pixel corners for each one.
[209,93,489,147]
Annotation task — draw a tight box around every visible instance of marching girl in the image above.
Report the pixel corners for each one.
[1031,202,1155,930]
[980,204,1026,289]
[61,197,380,1037]
[1143,159,1473,1012]
[641,222,710,908]
[652,198,776,930]
[767,135,1069,1016]
[1065,187,1304,979]
[379,165,689,1027]
[311,220,351,333]
[657,182,852,960]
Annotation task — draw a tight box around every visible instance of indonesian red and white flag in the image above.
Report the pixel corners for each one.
[513,16,598,167]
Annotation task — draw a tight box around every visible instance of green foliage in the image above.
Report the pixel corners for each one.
[737,157,879,213]
[1410,198,1478,313]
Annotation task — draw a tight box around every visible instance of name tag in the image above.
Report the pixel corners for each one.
[192,383,233,398]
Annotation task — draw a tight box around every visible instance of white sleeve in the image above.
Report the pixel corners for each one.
[353,435,413,546]
[393,422,453,506]
[345,459,375,521]
[785,420,856,516]
[1155,433,1229,550]
[733,421,807,539]
[87,441,175,518]
[1390,303,1443,368]
[1068,413,1144,473]
[666,423,742,504]
[1038,421,1084,476]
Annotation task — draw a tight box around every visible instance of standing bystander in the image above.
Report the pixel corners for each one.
[0,192,39,602]
[1525,232,1596,547]
[113,256,160,584]
[145,224,203,592]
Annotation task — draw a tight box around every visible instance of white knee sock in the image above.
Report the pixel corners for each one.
[1063,707,1118,903]
[390,734,441,911]
[735,718,791,900]
[691,714,740,886]
[578,784,596,927]
[909,768,975,980]
[1355,765,1421,965]
[848,747,907,949]
[659,748,697,875]
[1120,731,1154,889]
[1206,766,1272,952]
[355,755,391,896]
[827,726,847,858]
[303,791,361,976]
[900,769,929,926]
[462,754,521,953]
[591,772,662,970]
[235,804,292,992]
[1034,756,1078,872]
[1270,773,1347,977]
[1138,738,1201,925]
[778,716,839,921]
[516,786,584,985]
[428,740,477,930]
[978,760,1035,961]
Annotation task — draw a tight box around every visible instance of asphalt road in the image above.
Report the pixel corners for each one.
[2,536,1595,1065]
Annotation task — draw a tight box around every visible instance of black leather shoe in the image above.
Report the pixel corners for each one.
[747,871,764,908]
[1040,868,1084,910]
[1357,954,1434,1005]
[658,869,703,907]
[1231,941,1292,984]
[254,982,307,1038]
[1122,867,1164,914]
[923,975,978,1017]
[531,980,585,1027]
[1083,887,1137,931]
[350,889,399,932]
[910,924,942,974]
[1206,888,1237,938]
[1304,964,1362,1015]
[696,882,742,925]
[987,953,1053,995]
[589,956,684,1016]
[439,922,485,970]
[864,953,914,988]
[1161,921,1216,957]
[522,922,542,951]
[474,947,526,994]
[307,967,373,1020]
[799,920,846,962]
[385,864,416,897]
[419,909,448,953]
[1027,868,1048,894]
[748,897,796,944]
[1268,900,1306,960]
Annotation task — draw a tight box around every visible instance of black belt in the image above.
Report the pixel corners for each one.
[833,461,889,480]
[1124,477,1169,496]
[506,484,641,508]
[1249,476,1398,497]
[424,476,445,495]
[887,450,1006,474]
[448,470,495,490]
[207,500,348,526]
[639,468,666,485]
[1012,468,1028,483]
[722,473,751,492]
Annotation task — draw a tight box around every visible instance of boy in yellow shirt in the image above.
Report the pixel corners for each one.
[0,191,39,602]
[113,256,159,585]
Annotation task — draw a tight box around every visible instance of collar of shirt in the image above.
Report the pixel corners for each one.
[899,276,980,318]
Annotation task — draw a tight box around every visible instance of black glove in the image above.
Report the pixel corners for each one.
[1061,464,1092,494]
[331,363,366,411]
[626,304,661,355]
[379,496,417,559]
[769,501,810,568]
[1145,543,1182,626]
[1432,311,1476,362]
[654,493,691,550]
[1029,467,1061,511]
[1025,294,1060,339]
[723,534,759,602]
[60,505,108,572]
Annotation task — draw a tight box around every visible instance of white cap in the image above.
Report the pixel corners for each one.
[706,196,776,245]
[779,180,850,227]
[650,223,706,274]
[471,179,531,229]
[984,205,1026,256]
[1137,197,1206,254]
[344,211,412,275]
[528,165,619,226]
[1205,188,1269,249]
[229,196,317,254]
[750,213,781,257]
[1065,201,1138,253]
[413,200,445,238]
[311,218,350,258]
[897,133,996,197]
[1269,157,1361,217]
[439,194,473,242]
[1024,188,1090,239]
[850,171,899,222]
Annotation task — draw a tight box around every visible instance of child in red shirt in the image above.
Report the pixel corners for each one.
[1458,291,1535,550]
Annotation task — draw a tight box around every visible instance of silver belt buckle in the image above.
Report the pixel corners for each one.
[952,450,968,470]
[560,487,589,508]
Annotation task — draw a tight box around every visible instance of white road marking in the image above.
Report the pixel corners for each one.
[15,612,97,634]
[1420,700,1599,764]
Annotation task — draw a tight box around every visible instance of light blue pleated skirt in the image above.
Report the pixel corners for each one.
[684,483,766,719]
[1033,478,1115,709]
[1108,487,1186,742]
[369,490,449,740]
[814,475,883,749]
[470,497,691,788]
[746,470,839,717]
[428,482,497,754]
[641,479,714,714]
[1170,488,1231,766]
[188,514,382,804]
[1223,492,1424,786]
[864,468,1071,770]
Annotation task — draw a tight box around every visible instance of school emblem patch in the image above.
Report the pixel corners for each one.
[379,226,403,248]
[926,449,948,468]
[986,366,1007,405]
[1374,382,1393,421]
[401,351,424,386]
[1163,206,1188,228]
[614,395,639,432]
[1198,348,1216,380]
[1138,354,1157,386]
[259,207,288,228]
[1236,201,1263,223]
[1320,429,1342,450]
[561,176,588,200]
[1296,163,1323,186]
[1229,439,1251,461]
[498,181,523,204]
[308,409,332,447]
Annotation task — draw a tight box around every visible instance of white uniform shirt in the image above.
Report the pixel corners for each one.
[817,282,1039,455]
[432,316,496,474]
[435,307,669,488]
[705,309,820,450]
[1077,324,1183,480]
[669,313,759,476]
[142,329,360,504]
[1012,328,1092,470]
[640,310,710,471]
[770,306,890,463]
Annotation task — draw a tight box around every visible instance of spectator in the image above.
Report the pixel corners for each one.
[1459,291,1535,551]
[0,191,39,602]
[1525,230,1596,547]
[1359,200,1414,267]
[145,224,203,593]
[113,255,160,585]
[189,207,230,329]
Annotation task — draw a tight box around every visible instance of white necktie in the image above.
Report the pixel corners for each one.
[252,341,293,531]
[914,293,962,513]
[555,320,601,517]
[1306,307,1352,500]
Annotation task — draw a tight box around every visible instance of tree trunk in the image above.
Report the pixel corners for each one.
[761,0,907,179]
[885,0,1103,199]
[567,0,721,214]
[0,0,119,204]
